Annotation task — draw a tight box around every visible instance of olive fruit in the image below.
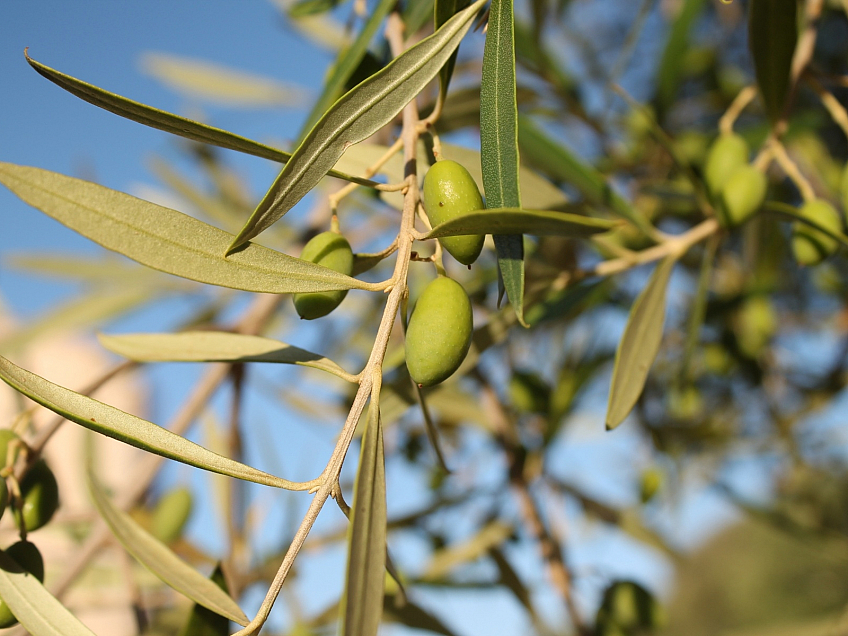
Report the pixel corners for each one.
[17,460,59,533]
[0,541,44,628]
[422,159,485,266]
[292,231,354,320]
[639,468,663,504]
[405,276,473,387]
[152,486,193,544]
[792,199,843,267]
[718,165,767,228]
[595,580,664,636]
[703,133,749,198]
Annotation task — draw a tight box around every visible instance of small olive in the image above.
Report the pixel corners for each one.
[405,276,473,387]
[17,460,59,533]
[595,580,664,636]
[0,541,45,628]
[422,159,485,266]
[151,486,193,544]
[719,165,767,227]
[703,133,749,199]
[792,199,843,267]
[293,231,354,320]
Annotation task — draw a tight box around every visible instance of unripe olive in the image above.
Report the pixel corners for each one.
[151,486,193,544]
[422,160,485,266]
[792,199,843,267]
[405,276,473,387]
[17,460,59,533]
[595,580,664,636]
[704,133,749,198]
[0,541,44,628]
[292,231,354,320]
[735,295,776,359]
[718,165,767,227]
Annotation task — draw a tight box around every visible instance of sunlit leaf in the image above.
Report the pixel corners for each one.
[481,0,525,325]
[0,550,97,636]
[229,0,487,251]
[748,0,798,125]
[25,53,373,186]
[435,0,471,104]
[605,256,676,430]
[87,471,248,626]
[0,163,374,294]
[423,208,616,238]
[98,331,355,381]
[0,355,307,490]
[141,52,308,108]
[340,395,386,636]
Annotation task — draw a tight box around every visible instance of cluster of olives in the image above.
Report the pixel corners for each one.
[0,429,60,628]
[791,198,843,266]
[704,133,767,228]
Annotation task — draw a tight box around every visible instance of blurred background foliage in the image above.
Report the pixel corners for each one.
[3,0,848,635]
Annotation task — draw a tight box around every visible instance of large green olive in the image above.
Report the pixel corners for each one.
[719,165,767,227]
[0,541,45,628]
[792,199,843,267]
[405,276,473,387]
[152,486,193,544]
[292,231,354,320]
[704,133,749,199]
[595,580,664,636]
[17,460,59,533]
[422,159,485,266]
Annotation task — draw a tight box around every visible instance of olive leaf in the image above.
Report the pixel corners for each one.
[605,256,677,430]
[228,0,487,252]
[423,208,617,238]
[296,0,397,140]
[0,162,373,294]
[655,0,707,112]
[25,53,374,187]
[748,0,798,126]
[177,565,231,636]
[340,396,387,636]
[435,0,471,104]
[288,0,345,17]
[421,521,513,581]
[87,470,249,626]
[764,200,848,250]
[98,331,356,382]
[0,355,308,491]
[481,0,526,326]
[0,549,97,636]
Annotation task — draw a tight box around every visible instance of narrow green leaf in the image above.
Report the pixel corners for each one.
[297,0,397,139]
[423,208,617,238]
[87,471,248,626]
[25,53,373,186]
[0,550,97,636]
[7,254,152,283]
[748,0,798,125]
[605,256,676,430]
[141,52,308,108]
[288,0,346,17]
[0,355,306,490]
[655,0,707,112]
[340,395,387,636]
[481,0,525,325]
[178,565,231,636]
[383,597,459,636]
[0,163,373,294]
[229,0,487,251]
[764,200,848,250]
[421,521,513,581]
[98,331,355,381]
[435,0,471,104]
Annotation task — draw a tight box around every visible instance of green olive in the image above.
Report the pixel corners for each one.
[405,276,473,387]
[792,199,843,267]
[719,165,767,227]
[292,231,354,320]
[595,580,664,636]
[735,295,777,359]
[704,133,749,199]
[0,541,45,628]
[152,486,193,544]
[17,460,59,533]
[422,159,485,266]
[639,468,663,504]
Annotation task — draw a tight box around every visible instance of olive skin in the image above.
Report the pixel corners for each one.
[0,541,45,628]
[704,133,749,199]
[292,231,354,320]
[719,165,767,227]
[17,460,59,533]
[405,277,473,387]
[595,580,664,636]
[152,486,193,544]
[422,160,485,266]
[792,200,843,266]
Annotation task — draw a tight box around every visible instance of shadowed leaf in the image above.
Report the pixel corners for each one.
[423,208,616,238]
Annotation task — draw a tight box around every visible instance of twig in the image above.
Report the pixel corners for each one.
[718,85,757,136]
[806,73,848,140]
[769,138,816,202]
